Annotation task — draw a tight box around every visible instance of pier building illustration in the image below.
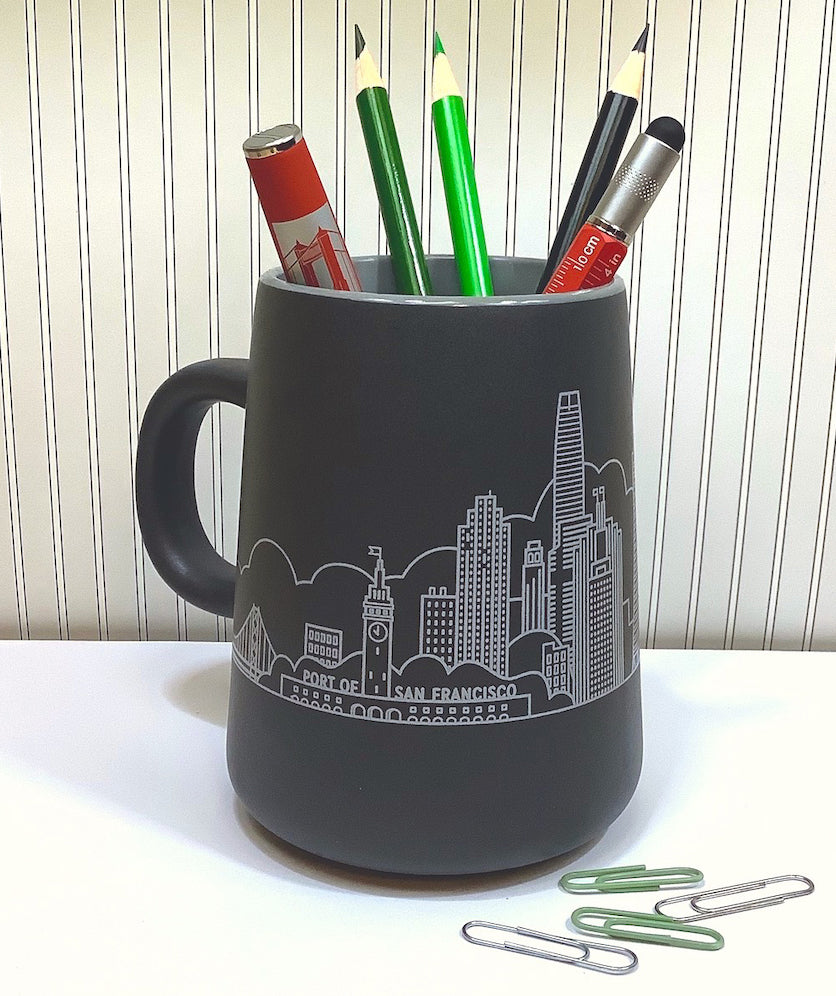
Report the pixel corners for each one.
[233,388,637,725]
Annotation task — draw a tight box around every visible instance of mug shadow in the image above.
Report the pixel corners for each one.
[233,797,603,898]
[164,661,230,728]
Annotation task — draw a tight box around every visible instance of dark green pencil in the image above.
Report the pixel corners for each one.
[354,25,432,295]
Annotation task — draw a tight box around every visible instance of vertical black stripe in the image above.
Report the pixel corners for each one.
[725,0,791,648]
[647,0,702,646]
[248,0,260,316]
[766,0,833,649]
[157,0,185,638]
[378,0,385,255]
[806,356,836,647]
[114,0,142,639]
[546,1,569,255]
[471,0,480,165]
[605,0,614,91]
[514,0,524,253]
[343,1,348,236]
[203,0,222,640]
[686,0,746,648]
[0,197,29,638]
[428,0,437,249]
[420,0,430,245]
[596,0,606,101]
[384,0,393,253]
[25,0,68,638]
[291,0,295,124]
[70,0,107,639]
[387,0,392,84]
[334,3,339,222]
[545,4,561,255]
[630,0,656,384]
[504,0,519,254]
[300,1,304,129]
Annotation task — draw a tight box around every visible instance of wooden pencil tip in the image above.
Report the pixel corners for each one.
[434,32,445,57]
[354,24,365,59]
[633,24,649,53]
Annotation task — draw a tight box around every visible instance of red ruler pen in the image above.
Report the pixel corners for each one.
[544,117,685,295]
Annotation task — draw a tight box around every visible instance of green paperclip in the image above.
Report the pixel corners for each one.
[571,907,724,951]
[559,864,704,894]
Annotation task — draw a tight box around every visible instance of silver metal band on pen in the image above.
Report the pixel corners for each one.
[589,132,683,245]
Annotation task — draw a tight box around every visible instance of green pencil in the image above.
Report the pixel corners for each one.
[431,32,493,296]
[354,25,432,295]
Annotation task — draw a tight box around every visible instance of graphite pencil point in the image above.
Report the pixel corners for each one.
[354,24,365,58]
[633,24,649,53]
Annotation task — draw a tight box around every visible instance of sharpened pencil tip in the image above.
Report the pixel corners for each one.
[434,31,445,56]
[354,24,365,59]
[633,23,649,53]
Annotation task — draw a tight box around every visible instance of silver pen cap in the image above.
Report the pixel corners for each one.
[590,117,685,242]
[243,124,302,159]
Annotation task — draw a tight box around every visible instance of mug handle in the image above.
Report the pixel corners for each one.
[135,358,249,618]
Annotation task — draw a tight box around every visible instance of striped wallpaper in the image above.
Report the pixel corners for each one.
[0,0,834,650]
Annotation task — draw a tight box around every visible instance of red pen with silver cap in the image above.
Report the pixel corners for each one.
[244,124,363,292]
[543,116,685,294]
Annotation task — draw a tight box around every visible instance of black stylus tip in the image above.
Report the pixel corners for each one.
[354,24,365,59]
[633,24,649,53]
[647,116,686,152]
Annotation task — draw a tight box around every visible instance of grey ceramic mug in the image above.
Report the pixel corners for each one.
[136,256,642,874]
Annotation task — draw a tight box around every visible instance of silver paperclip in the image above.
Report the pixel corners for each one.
[461,920,638,975]
[654,874,815,922]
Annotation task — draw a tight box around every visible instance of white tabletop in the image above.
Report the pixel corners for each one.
[0,642,829,994]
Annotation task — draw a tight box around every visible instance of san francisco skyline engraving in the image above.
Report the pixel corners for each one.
[233,389,639,725]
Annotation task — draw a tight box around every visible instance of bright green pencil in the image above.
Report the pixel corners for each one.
[431,32,493,296]
[354,25,432,295]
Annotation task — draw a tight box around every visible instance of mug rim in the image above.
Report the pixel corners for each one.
[259,255,625,307]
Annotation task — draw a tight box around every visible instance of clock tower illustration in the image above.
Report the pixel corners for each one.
[361,546,395,696]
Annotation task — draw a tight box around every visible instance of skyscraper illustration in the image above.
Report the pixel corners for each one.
[420,586,456,665]
[548,391,593,645]
[522,540,547,633]
[455,492,511,676]
[571,486,624,702]
[631,489,640,671]
[553,391,586,531]
[542,639,571,696]
[361,546,395,696]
